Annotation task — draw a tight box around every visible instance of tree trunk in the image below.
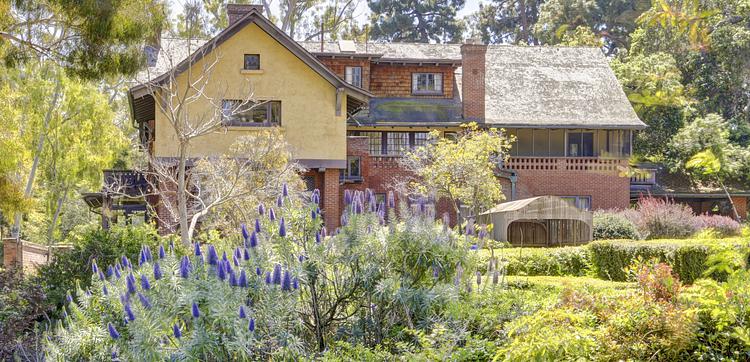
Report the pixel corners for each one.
[11,80,62,239]
[46,192,67,244]
[518,0,529,44]
[178,142,190,246]
[720,180,741,221]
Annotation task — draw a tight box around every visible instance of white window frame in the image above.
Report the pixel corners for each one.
[345,66,362,87]
[411,72,443,95]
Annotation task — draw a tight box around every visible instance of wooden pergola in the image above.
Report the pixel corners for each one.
[477,196,593,247]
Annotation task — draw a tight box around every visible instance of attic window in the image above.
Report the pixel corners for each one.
[244,54,260,70]
[412,73,443,95]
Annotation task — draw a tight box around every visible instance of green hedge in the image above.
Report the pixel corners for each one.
[481,247,591,277]
[589,239,748,283]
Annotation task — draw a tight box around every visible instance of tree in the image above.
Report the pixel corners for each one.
[368,0,466,43]
[401,123,512,223]
[0,0,166,79]
[0,63,127,241]
[469,0,545,44]
[671,114,750,219]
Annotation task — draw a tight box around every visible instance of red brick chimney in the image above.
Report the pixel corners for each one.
[461,39,487,122]
[227,4,264,26]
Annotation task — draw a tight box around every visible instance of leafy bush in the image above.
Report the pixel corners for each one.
[36,223,163,311]
[626,197,697,239]
[486,247,591,277]
[593,210,639,240]
[692,214,742,237]
[589,239,748,283]
[0,268,50,360]
[45,188,476,360]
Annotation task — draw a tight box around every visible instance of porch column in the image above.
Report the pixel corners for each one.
[322,169,341,229]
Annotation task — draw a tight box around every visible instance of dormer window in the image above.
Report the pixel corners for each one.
[412,73,443,95]
[345,66,362,87]
[244,54,260,70]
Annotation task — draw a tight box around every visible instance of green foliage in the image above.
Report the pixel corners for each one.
[593,210,640,240]
[36,224,163,310]
[0,268,50,360]
[368,0,466,43]
[480,247,591,277]
[589,238,749,283]
[469,0,544,44]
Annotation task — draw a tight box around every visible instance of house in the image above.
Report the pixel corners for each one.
[85,4,651,232]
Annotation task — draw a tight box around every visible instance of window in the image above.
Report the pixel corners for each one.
[561,196,592,211]
[411,73,443,95]
[222,100,281,125]
[517,129,533,156]
[549,129,565,156]
[244,54,260,70]
[341,156,362,181]
[386,133,409,155]
[443,131,458,141]
[533,129,549,157]
[412,132,429,148]
[359,132,383,155]
[345,66,362,87]
[567,131,594,157]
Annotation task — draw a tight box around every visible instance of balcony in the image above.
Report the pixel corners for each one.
[503,157,627,172]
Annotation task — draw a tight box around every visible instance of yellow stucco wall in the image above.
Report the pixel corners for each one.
[153,23,346,162]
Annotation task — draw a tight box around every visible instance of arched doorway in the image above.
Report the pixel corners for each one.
[507,221,548,247]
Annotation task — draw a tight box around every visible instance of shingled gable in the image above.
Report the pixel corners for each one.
[128,7,372,101]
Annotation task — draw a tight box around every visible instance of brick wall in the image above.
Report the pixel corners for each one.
[460,43,487,121]
[3,238,71,273]
[369,64,456,98]
[511,168,631,210]
[317,58,371,90]
[322,168,341,228]
[732,197,748,220]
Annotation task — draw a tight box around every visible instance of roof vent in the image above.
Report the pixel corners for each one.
[338,40,356,53]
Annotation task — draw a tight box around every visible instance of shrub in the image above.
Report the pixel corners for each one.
[0,268,50,360]
[36,223,163,310]
[589,239,747,283]
[593,210,639,240]
[490,247,591,277]
[692,214,742,237]
[633,260,682,303]
[627,197,696,239]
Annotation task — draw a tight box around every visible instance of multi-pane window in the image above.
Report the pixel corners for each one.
[345,66,362,87]
[411,73,443,95]
[386,133,409,154]
[349,131,432,156]
[561,196,592,211]
[567,131,595,157]
[346,156,361,178]
[222,100,281,125]
[244,54,260,70]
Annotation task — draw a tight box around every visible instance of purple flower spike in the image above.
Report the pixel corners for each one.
[144,245,152,261]
[138,292,152,309]
[92,260,99,274]
[103,285,108,295]
[256,267,262,276]
[269,208,276,221]
[207,245,218,265]
[98,271,105,281]
[107,265,114,278]
[139,249,147,266]
[233,255,240,267]
[239,270,248,287]
[279,218,286,237]
[311,209,317,220]
[312,190,320,204]
[229,271,238,286]
[298,255,305,263]
[276,195,283,207]
[194,242,202,256]
[108,323,120,339]
[66,294,73,303]
[241,223,250,241]
[114,265,122,279]
[173,324,182,339]
[121,256,130,269]
[292,277,299,290]
[340,213,348,226]
[140,274,151,290]
[345,190,353,205]
[124,303,135,321]
[153,262,162,280]
[321,226,327,238]
[192,302,200,318]
[217,262,227,281]
[255,218,262,233]
[159,245,166,259]
[179,256,191,278]
[354,200,363,214]
[470,244,479,251]
[243,248,250,261]
[272,264,282,285]
[264,272,272,284]
[239,306,246,319]
[250,232,258,248]
[258,203,265,216]
[282,183,289,197]
[315,232,321,244]
[281,270,292,291]
[126,274,137,294]
[248,318,255,332]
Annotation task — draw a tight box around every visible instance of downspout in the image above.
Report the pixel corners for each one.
[497,171,518,201]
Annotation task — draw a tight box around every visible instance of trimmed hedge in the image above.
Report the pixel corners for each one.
[481,247,591,277]
[589,239,748,283]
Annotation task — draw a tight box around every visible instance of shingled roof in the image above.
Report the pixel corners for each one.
[298,41,461,63]
[483,45,645,129]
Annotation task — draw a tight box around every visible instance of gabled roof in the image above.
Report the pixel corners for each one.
[483,46,646,130]
[298,41,462,63]
[128,7,372,101]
